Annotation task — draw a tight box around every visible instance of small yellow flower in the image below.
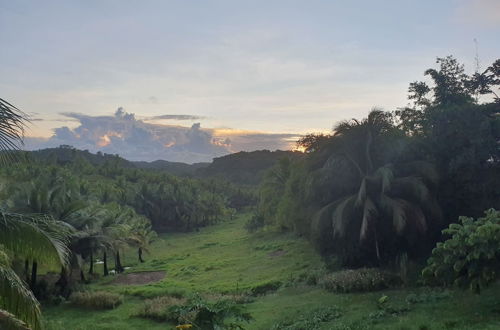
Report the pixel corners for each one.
[176,324,193,329]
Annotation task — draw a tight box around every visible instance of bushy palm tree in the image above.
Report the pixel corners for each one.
[313,110,441,264]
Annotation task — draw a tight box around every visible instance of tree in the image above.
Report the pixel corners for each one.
[423,209,500,293]
[0,211,69,330]
[0,98,69,329]
[311,110,440,264]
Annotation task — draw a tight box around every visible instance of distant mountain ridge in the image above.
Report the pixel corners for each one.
[23,146,302,184]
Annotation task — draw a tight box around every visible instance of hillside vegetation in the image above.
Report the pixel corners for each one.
[42,215,500,330]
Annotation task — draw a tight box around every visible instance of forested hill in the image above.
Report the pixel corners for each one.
[196,150,305,184]
[24,146,301,184]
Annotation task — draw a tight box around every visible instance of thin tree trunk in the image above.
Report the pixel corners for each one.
[24,259,30,283]
[374,228,381,261]
[80,269,86,282]
[115,251,124,273]
[103,251,109,276]
[138,247,144,263]
[30,261,38,292]
[88,251,94,275]
[55,267,69,298]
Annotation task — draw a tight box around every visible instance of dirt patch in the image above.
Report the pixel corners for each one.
[268,249,287,258]
[110,271,166,285]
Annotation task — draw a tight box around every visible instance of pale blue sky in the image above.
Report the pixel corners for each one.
[1,0,499,161]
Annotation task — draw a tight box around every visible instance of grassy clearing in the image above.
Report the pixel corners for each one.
[43,214,500,329]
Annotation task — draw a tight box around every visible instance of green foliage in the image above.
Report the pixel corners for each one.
[135,296,187,322]
[319,268,400,293]
[248,280,282,296]
[69,291,123,309]
[244,214,265,233]
[175,294,252,330]
[422,209,500,293]
[271,306,342,330]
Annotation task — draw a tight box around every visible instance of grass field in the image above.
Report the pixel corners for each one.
[43,214,500,329]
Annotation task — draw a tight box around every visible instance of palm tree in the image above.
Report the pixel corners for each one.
[0,211,69,330]
[127,219,157,263]
[0,97,69,329]
[0,98,28,165]
[313,110,441,264]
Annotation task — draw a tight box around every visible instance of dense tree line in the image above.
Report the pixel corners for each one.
[253,56,500,267]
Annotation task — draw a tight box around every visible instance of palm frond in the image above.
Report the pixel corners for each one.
[355,178,367,208]
[0,98,29,165]
[0,211,69,268]
[392,176,431,203]
[360,197,377,241]
[379,195,407,234]
[374,165,394,193]
[331,195,357,238]
[0,250,42,330]
[0,309,30,330]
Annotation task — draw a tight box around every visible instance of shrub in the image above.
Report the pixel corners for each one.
[271,306,342,330]
[175,294,252,329]
[245,213,265,232]
[422,209,500,293]
[122,286,188,299]
[135,296,187,322]
[319,268,400,293]
[249,280,282,296]
[69,291,123,309]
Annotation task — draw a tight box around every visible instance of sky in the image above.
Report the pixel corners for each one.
[1,0,499,162]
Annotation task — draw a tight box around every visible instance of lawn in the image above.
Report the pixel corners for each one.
[43,214,500,329]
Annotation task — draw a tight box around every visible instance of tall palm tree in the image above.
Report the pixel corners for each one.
[313,110,441,264]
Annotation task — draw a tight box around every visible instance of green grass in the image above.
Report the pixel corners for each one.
[43,214,500,329]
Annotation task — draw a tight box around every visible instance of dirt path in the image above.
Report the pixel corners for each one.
[111,270,166,285]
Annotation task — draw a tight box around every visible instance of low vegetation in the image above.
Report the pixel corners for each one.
[69,291,123,310]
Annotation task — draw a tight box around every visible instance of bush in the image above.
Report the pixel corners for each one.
[422,209,500,293]
[271,306,342,330]
[245,213,265,232]
[319,268,400,293]
[135,296,187,322]
[249,280,282,296]
[69,291,123,309]
[175,294,252,329]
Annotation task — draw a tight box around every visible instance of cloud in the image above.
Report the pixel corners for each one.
[145,114,206,121]
[25,108,296,163]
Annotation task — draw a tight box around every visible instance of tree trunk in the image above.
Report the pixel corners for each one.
[374,228,381,262]
[115,251,124,273]
[138,247,144,263]
[88,251,94,274]
[30,261,38,292]
[103,251,109,276]
[55,267,69,298]
[24,259,30,283]
[80,269,86,282]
